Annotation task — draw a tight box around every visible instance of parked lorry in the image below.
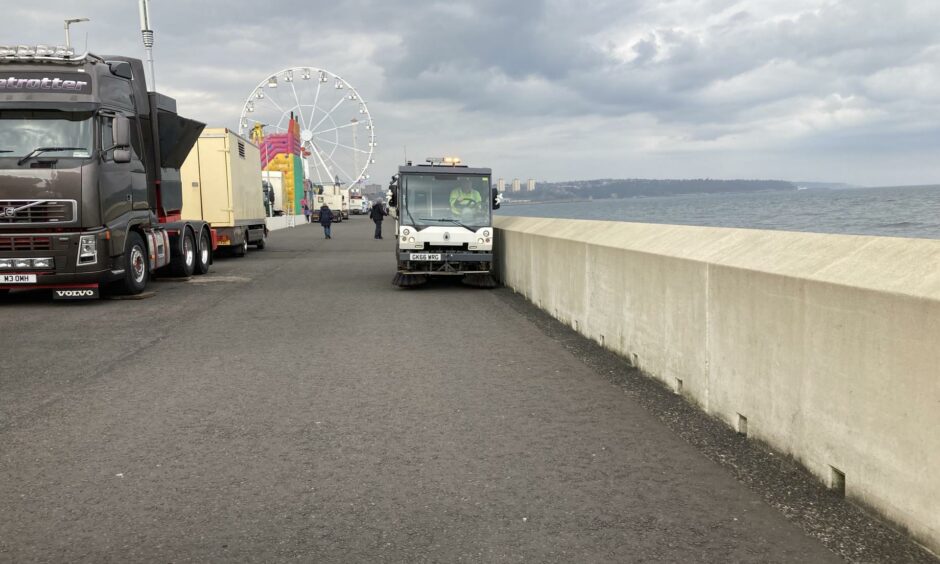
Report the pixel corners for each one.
[388,157,500,287]
[180,128,267,256]
[350,193,364,214]
[311,184,345,223]
[0,46,212,299]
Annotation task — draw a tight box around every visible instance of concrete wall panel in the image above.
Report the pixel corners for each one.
[495,216,940,553]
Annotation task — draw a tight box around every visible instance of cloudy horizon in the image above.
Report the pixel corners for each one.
[3,1,939,186]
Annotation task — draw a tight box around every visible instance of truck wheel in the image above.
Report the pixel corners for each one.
[120,231,149,295]
[170,228,196,277]
[255,235,266,250]
[194,229,211,275]
[233,238,248,257]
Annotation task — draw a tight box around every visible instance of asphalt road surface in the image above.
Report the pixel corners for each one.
[0,220,861,562]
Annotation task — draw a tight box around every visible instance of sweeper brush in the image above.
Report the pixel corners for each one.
[393,273,429,288]
[462,273,499,288]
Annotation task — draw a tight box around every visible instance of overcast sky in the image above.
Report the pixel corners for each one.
[3,1,939,185]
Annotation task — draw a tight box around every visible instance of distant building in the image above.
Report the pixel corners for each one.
[497,178,506,192]
[527,178,535,192]
[512,178,521,192]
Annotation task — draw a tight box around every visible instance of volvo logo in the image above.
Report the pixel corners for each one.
[1,207,15,217]
[53,288,99,300]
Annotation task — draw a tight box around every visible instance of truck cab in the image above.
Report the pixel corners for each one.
[0,46,209,299]
[389,158,499,287]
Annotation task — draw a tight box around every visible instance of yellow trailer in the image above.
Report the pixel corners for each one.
[181,128,268,256]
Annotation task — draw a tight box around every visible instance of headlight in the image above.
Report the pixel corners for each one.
[409,237,415,243]
[32,258,53,269]
[0,259,12,269]
[477,238,484,244]
[483,230,490,237]
[402,228,410,236]
[14,259,30,269]
[78,234,97,265]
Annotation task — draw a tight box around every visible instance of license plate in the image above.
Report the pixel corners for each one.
[410,253,442,261]
[1,274,36,284]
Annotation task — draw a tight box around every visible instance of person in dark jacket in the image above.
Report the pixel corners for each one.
[369,200,388,239]
[319,204,334,239]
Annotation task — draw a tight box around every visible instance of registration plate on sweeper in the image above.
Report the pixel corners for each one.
[1,274,36,284]
[409,253,441,261]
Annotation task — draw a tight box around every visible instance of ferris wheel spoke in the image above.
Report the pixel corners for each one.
[315,137,371,154]
[309,96,347,133]
[288,81,308,130]
[308,79,323,129]
[306,151,325,185]
[263,93,288,116]
[320,150,355,184]
[310,144,337,181]
[311,121,362,136]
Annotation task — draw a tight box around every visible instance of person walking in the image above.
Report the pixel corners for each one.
[319,204,334,239]
[301,196,311,223]
[369,200,387,239]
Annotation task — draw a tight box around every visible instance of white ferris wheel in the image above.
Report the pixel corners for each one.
[238,67,375,187]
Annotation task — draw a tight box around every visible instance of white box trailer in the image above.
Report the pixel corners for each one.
[312,192,345,223]
[340,188,350,219]
[181,128,268,256]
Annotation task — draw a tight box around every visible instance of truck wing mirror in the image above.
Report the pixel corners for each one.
[113,116,131,149]
[492,188,501,210]
[113,148,131,164]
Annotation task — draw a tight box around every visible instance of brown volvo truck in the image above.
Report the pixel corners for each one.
[0,46,211,299]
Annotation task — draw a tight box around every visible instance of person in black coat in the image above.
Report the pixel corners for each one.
[369,200,388,239]
[319,204,334,239]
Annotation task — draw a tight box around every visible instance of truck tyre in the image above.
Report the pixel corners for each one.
[170,228,196,277]
[194,228,211,275]
[233,238,248,257]
[120,231,149,295]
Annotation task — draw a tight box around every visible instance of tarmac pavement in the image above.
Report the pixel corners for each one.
[0,219,893,562]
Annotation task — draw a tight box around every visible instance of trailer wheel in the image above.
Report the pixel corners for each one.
[170,228,196,277]
[119,231,149,295]
[194,229,211,275]
[233,238,248,257]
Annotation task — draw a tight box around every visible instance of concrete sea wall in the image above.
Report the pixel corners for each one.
[495,216,939,553]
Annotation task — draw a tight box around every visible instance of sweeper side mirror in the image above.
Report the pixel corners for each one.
[492,188,501,210]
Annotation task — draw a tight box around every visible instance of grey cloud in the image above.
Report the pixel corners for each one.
[1,0,938,184]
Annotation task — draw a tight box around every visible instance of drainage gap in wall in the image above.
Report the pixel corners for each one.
[675,378,683,394]
[574,320,579,332]
[830,466,846,497]
[599,334,605,348]
[737,413,748,437]
[631,353,638,367]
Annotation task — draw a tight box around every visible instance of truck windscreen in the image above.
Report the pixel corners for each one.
[0,110,93,159]
[402,174,491,229]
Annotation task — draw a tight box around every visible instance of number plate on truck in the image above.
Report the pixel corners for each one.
[1,274,36,284]
[409,253,442,261]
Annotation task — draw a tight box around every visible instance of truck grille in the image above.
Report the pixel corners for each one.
[0,236,53,251]
[0,200,76,224]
